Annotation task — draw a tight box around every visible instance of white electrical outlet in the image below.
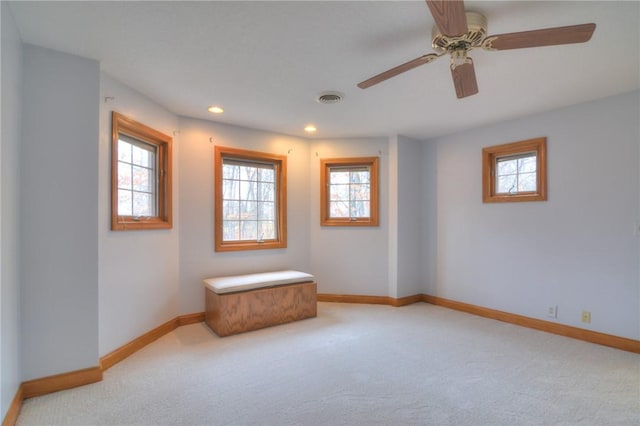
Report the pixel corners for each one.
[635,222,640,237]
[547,305,557,318]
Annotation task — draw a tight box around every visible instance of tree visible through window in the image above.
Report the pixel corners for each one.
[117,135,157,217]
[320,157,379,226]
[214,146,287,251]
[482,137,547,203]
[111,112,172,230]
[221,159,276,242]
[496,153,537,194]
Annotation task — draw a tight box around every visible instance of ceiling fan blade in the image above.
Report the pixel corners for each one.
[426,0,468,38]
[357,54,441,89]
[483,23,596,51]
[451,61,478,99]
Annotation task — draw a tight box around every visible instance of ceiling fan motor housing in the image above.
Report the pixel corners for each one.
[358,2,596,100]
[431,11,488,52]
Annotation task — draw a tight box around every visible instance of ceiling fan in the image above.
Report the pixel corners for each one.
[357,0,596,99]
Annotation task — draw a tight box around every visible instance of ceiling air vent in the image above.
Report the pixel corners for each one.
[316,91,344,104]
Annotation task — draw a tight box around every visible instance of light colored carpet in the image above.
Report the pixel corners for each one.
[17,302,639,425]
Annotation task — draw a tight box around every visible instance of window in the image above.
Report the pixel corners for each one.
[482,137,547,203]
[111,112,172,230]
[214,146,287,251]
[320,157,379,226]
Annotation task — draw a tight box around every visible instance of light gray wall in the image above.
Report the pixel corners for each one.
[422,91,640,339]
[309,138,390,296]
[1,2,23,417]
[20,45,100,380]
[421,141,438,299]
[98,75,180,356]
[396,136,423,298]
[178,117,311,314]
[2,35,638,403]
[388,136,399,298]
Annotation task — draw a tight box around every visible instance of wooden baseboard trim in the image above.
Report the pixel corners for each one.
[2,385,23,426]
[177,312,206,326]
[318,293,424,307]
[423,295,640,354]
[100,312,205,371]
[1,311,207,426]
[319,292,639,353]
[100,318,177,371]
[4,297,637,425]
[391,294,424,307]
[318,293,393,305]
[22,367,102,399]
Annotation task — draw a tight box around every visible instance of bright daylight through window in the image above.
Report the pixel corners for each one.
[482,137,547,203]
[117,135,157,217]
[320,157,379,226]
[214,146,287,251]
[496,153,536,194]
[111,112,172,230]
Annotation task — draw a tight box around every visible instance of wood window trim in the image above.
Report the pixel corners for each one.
[320,157,379,227]
[111,112,173,230]
[482,137,547,203]
[214,146,287,252]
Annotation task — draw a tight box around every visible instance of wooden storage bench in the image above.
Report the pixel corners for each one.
[203,270,317,337]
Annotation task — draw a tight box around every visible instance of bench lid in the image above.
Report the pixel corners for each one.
[203,270,314,294]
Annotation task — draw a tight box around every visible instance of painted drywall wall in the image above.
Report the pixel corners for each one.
[99,74,181,356]
[387,137,399,298]
[423,91,640,339]
[20,45,100,380]
[396,136,423,298]
[178,117,311,314]
[309,138,390,296]
[1,2,23,417]
[421,141,438,301]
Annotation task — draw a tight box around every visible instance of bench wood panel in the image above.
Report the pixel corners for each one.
[205,281,317,337]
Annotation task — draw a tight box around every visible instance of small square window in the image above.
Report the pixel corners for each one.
[321,157,379,226]
[482,137,547,203]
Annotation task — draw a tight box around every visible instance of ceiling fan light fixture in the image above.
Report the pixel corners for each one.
[450,49,472,69]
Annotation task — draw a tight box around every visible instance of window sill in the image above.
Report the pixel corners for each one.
[483,193,547,203]
[321,218,379,227]
[111,217,172,231]
[215,240,287,252]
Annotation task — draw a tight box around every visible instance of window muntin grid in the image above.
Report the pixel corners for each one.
[320,157,379,227]
[221,158,277,242]
[117,135,158,217]
[328,166,371,219]
[495,152,537,195]
[215,146,286,251]
[482,137,546,203]
[111,111,172,231]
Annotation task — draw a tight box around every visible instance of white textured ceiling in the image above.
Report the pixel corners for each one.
[9,1,640,140]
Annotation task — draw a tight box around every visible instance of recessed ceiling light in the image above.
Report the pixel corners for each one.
[304,124,317,133]
[207,105,224,114]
